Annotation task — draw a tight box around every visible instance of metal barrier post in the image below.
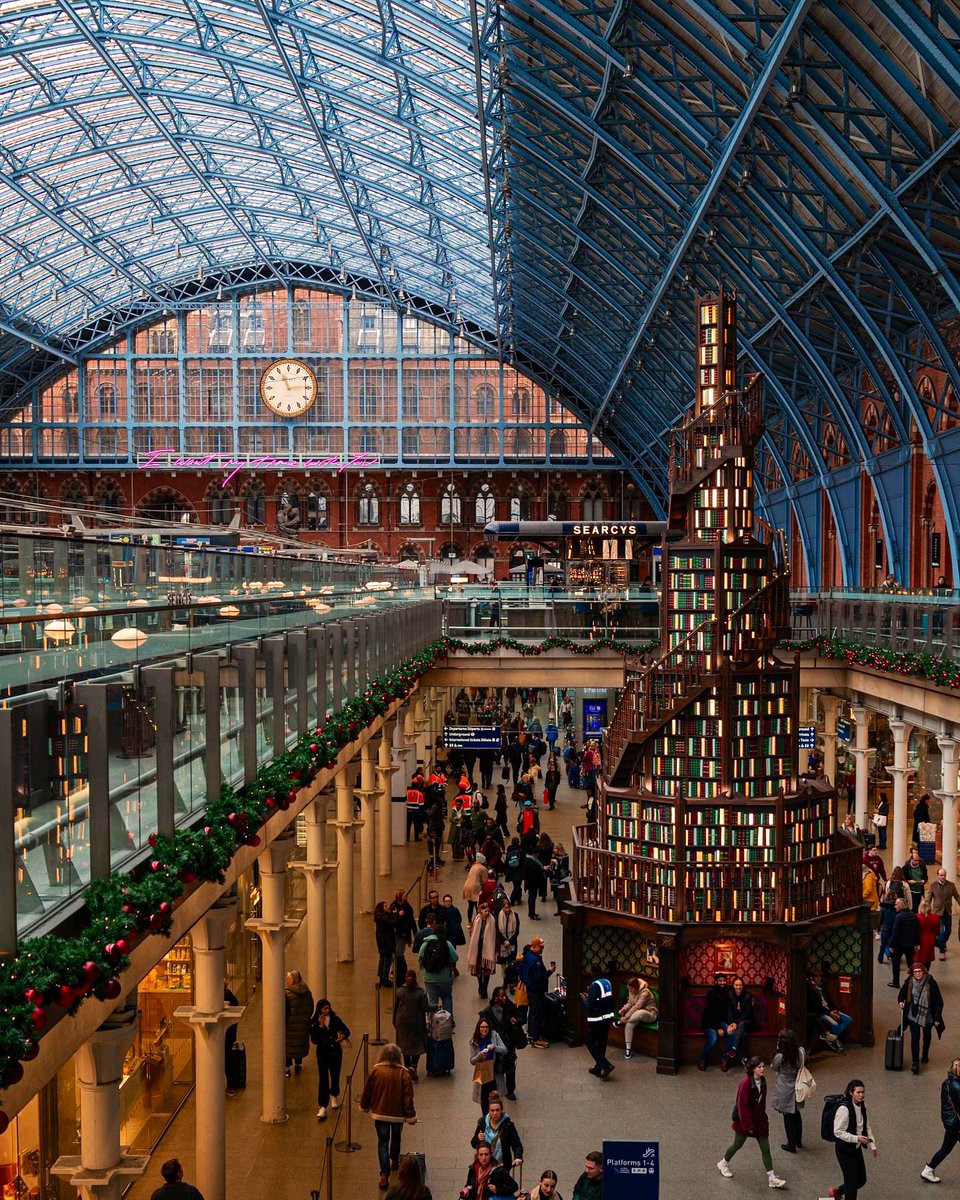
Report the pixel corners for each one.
[324,1139,334,1200]
[334,1076,360,1153]
[371,983,386,1045]
[362,1035,370,1087]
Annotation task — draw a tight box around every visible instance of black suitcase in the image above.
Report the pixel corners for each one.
[884,1023,903,1071]
[542,991,567,1042]
[425,1036,455,1076]
[227,1041,247,1089]
[407,1152,427,1182]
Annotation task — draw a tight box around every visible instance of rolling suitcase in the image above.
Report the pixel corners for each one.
[884,1016,903,1071]
[541,990,567,1042]
[425,1036,455,1076]
[227,1041,247,1090]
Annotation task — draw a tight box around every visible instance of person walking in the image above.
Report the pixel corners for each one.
[921,1056,960,1183]
[359,1043,417,1192]
[889,897,920,988]
[522,844,546,921]
[827,1078,877,1200]
[463,854,490,924]
[917,898,941,967]
[284,969,314,1077]
[417,917,458,1017]
[471,1092,524,1172]
[375,901,400,987]
[470,1016,507,1113]
[309,998,350,1119]
[913,793,932,847]
[461,1145,495,1200]
[150,1158,203,1200]
[481,986,525,1102]
[615,976,657,1060]
[872,794,889,851]
[898,960,946,1074]
[716,1057,786,1188]
[520,936,554,1048]
[904,845,930,912]
[929,868,960,960]
[384,1154,432,1200]
[392,969,432,1082]
[467,900,497,1000]
[770,1029,805,1153]
[582,963,616,1080]
[543,755,562,811]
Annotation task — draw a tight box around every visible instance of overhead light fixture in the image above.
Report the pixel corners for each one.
[788,74,802,104]
[339,266,347,285]
[388,264,397,281]
[196,263,204,281]
[623,51,635,79]
[351,283,357,301]
[175,243,182,259]
[147,216,154,234]
[313,216,319,238]
[217,284,224,301]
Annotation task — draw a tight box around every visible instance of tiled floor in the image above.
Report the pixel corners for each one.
[126,727,960,1200]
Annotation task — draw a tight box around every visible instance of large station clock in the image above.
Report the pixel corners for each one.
[259,358,318,417]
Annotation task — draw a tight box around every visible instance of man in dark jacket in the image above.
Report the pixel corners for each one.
[897,961,946,1074]
[520,937,554,1047]
[697,975,732,1070]
[890,896,920,987]
[720,976,755,1070]
[504,838,526,904]
[807,967,851,1052]
[418,889,445,932]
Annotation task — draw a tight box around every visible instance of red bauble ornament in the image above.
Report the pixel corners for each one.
[265,797,277,809]
[159,901,172,916]
[121,903,133,915]
[150,860,163,873]
[180,869,196,884]
[82,961,100,983]
[148,833,158,847]
[279,798,290,811]
[309,743,318,752]
[247,835,261,847]
[203,826,212,835]
[24,987,43,1007]
[22,1040,39,1062]
[149,914,163,931]
[115,939,131,956]
[287,790,297,801]
[57,985,75,1007]
[30,1008,46,1033]
[227,812,239,826]
[103,979,122,1000]
[2,1062,24,1087]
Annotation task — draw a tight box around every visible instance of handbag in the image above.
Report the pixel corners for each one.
[542,788,550,807]
[501,765,511,781]
[794,1048,816,1105]
[872,812,888,827]
[473,1054,495,1085]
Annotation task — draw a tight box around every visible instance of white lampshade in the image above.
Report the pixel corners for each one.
[311,602,332,615]
[111,627,148,649]
[127,598,149,608]
[219,605,241,617]
[365,580,393,592]
[79,605,99,614]
[70,595,92,606]
[44,619,76,641]
[11,598,26,608]
[45,602,63,615]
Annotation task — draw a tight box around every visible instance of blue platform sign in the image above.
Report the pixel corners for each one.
[837,718,852,742]
[603,1140,659,1200]
[798,725,817,749]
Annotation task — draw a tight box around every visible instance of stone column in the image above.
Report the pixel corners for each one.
[246,833,299,1123]
[335,767,358,961]
[174,901,243,1200]
[394,709,417,846]
[887,719,914,866]
[377,720,398,877]
[357,740,378,914]
[850,704,874,832]
[936,736,958,881]
[821,694,840,787]
[51,1007,149,1200]
[293,796,334,1003]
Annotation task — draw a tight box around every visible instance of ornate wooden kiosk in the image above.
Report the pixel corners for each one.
[563,293,869,1072]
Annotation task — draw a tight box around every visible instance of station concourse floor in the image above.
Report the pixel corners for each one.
[125,762,960,1200]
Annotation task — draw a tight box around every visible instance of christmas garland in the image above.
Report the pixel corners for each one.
[0,630,647,1125]
[783,635,960,690]
[444,634,654,657]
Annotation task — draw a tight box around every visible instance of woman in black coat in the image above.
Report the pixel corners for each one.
[921,1056,960,1182]
[309,999,350,1119]
[375,902,398,987]
[897,961,945,1074]
[471,1093,524,1172]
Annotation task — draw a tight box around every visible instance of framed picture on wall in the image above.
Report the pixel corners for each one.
[645,941,660,968]
[715,943,736,974]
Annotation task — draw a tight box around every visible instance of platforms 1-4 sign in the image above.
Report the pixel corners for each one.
[603,1140,659,1199]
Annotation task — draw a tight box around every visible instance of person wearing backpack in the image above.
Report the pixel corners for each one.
[418,922,458,1018]
[825,1079,877,1199]
[504,838,526,905]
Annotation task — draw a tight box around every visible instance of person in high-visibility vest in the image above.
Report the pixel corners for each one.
[582,963,617,1079]
[406,781,425,842]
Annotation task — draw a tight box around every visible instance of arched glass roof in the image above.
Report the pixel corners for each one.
[0,1,958,524]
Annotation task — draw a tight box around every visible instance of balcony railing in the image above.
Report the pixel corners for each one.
[570,823,863,924]
[789,589,960,658]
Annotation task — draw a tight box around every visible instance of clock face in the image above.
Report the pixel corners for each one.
[259,358,318,417]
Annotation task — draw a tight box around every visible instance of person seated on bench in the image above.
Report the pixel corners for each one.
[806,967,851,1053]
[615,976,658,1060]
[718,976,755,1071]
[697,974,733,1071]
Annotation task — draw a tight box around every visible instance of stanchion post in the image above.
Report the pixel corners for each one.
[324,1139,334,1200]
[363,1034,370,1086]
[334,1075,361,1153]
[371,984,386,1046]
